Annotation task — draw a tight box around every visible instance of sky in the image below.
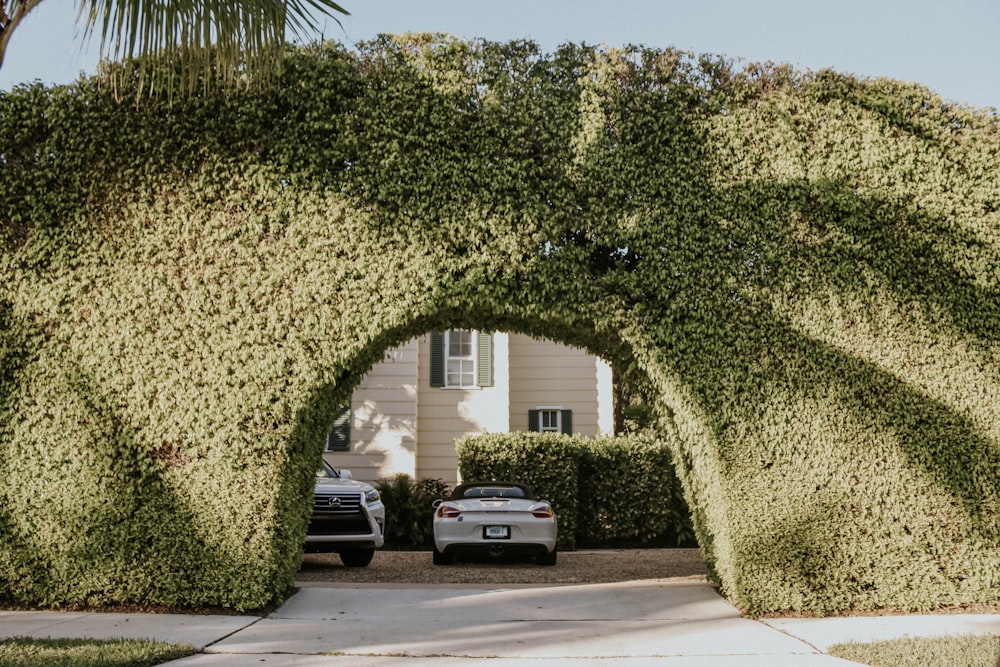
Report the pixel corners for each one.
[1,0,998,111]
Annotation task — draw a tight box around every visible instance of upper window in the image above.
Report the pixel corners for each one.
[446,330,475,387]
[430,330,493,388]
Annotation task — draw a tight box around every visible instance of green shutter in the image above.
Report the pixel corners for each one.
[326,404,351,451]
[561,409,573,435]
[476,332,493,387]
[528,409,540,432]
[430,332,445,387]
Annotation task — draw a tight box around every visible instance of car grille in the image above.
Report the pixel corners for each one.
[313,492,363,515]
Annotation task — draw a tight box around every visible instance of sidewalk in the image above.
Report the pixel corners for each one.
[2,580,998,666]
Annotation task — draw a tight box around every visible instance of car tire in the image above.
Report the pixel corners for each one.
[432,546,453,565]
[339,548,375,567]
[536,548,557,566]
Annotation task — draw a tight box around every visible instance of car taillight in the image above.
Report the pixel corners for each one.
[532,506,554,519]
[437,505,462,518]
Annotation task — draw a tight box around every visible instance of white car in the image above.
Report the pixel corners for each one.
[303,460,386,567]
[431,481,558,566]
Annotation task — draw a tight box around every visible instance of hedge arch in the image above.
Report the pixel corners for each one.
[1,35,998,614]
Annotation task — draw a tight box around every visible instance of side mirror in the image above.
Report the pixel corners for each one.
[339,469,353,479]
[432,499,443,509]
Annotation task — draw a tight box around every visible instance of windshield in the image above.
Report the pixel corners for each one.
[316,461,340,479]
[461,486,525,499]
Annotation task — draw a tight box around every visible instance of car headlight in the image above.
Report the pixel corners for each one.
[365,489,380,503]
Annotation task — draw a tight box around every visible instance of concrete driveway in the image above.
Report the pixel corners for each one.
[4,579,998,666]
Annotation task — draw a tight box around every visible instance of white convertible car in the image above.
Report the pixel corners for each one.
[431,481,558,565]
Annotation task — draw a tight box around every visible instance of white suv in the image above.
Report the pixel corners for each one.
[304,460,386,567]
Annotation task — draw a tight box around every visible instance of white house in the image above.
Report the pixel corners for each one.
[322,331,614,485]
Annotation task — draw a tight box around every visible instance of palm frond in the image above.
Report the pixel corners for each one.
[73,0,349,98]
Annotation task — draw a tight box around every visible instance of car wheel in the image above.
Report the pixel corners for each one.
[432,546,453,565]
[536,548,557,566]
[339,548,375,567]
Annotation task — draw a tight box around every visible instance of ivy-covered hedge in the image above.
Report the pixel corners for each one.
[1,35,998,614]
[456,433,695,551]
[574,436,695,548]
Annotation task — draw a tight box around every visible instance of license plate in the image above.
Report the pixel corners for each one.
[483,525,510,539]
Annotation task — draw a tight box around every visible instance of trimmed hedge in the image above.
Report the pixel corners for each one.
[456,433,695,551]
[574,436,695,548]
[1,36,998,614]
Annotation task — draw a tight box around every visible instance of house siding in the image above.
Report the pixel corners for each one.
[322,340,418,483]
[327,332,611,485]
[415,332,509,485]
[508,333,610,436]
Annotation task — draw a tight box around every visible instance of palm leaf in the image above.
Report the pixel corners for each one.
[69,0,349,98]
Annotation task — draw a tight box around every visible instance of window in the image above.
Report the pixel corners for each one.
[430,330,493,388]
[446,330,474,387]
[529,408,573,435]
[539,409,562,432]
[325,404,351,452]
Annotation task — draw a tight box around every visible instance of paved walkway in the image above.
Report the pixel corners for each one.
[2,580,998,666]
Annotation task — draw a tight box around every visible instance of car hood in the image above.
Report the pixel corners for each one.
[315,477,374,493]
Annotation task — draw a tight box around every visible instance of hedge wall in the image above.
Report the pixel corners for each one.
[573,435,694,548]
[1,35,998,614]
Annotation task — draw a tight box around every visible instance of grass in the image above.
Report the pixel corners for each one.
[829,634,1000,667]
[0,637,196,667]
[0,626,995,667]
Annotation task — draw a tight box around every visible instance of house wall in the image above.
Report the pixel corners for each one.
[415,332,510,485]
[327,332,612,485]
[322,340,418,483]
[508,333,614,436]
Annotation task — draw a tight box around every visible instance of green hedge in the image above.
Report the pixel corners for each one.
[574,436,695,548]
[456,433,695,551]
[1,35,998,614]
